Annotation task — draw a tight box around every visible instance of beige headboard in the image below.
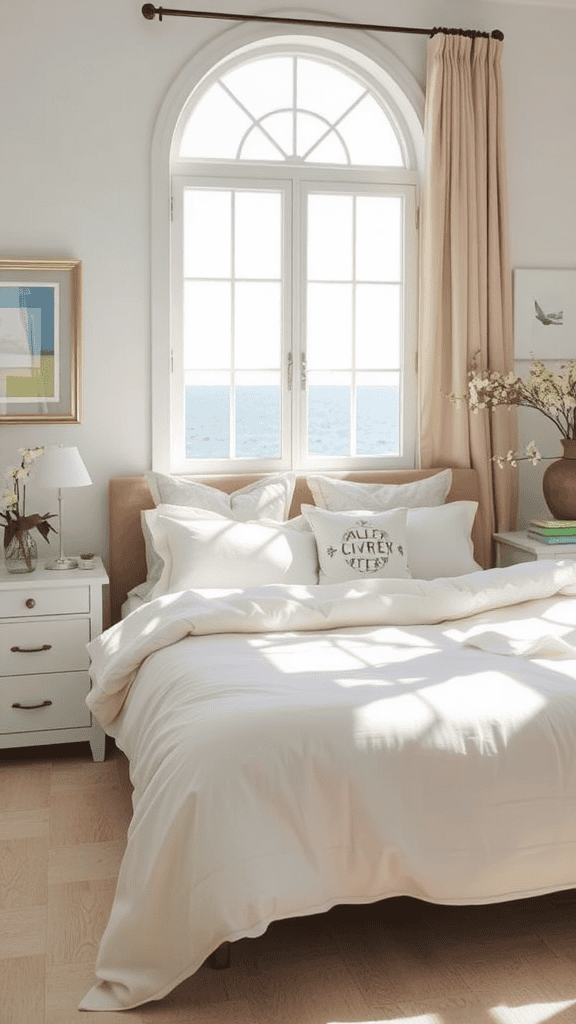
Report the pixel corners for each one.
[109,469,480,624]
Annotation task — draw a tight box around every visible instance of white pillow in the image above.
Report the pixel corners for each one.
[131,504,228,601]
[301,504,410,584]
[147,471,295,520]
[406,501,480,580]
[306,470,452,513]
[157,514,319,593]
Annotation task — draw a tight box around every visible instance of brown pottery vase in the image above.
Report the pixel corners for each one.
[542,438,576,520]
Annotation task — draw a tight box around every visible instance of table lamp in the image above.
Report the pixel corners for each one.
[34,445,92,570]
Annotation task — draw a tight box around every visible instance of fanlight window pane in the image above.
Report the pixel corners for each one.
[338,94,403,166]
[222,58,293,120]
[180,88,252,158]
[296,58,365,123]
[178,55,406,169]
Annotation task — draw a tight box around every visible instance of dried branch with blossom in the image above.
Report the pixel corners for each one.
[451,359,576,467]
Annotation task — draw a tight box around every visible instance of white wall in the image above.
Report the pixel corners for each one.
[1,0,575,568]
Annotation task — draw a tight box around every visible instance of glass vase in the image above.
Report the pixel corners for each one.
[4,529,38,573]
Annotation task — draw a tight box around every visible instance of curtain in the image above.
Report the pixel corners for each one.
[418,32,516,568]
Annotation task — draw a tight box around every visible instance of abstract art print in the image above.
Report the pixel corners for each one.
[0,259,82,423]
[513,268,576,360]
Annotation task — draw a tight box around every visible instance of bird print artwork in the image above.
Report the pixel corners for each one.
[534,300,563,326]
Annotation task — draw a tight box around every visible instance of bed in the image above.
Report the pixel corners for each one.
[80,469,576,1012]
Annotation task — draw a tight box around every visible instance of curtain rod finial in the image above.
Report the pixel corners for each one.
[142,3,157,19]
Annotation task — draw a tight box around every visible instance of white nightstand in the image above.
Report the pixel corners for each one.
[494,530,576,568]
[0,557,108,761]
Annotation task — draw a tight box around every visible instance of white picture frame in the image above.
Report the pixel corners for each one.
[513,268,576,360]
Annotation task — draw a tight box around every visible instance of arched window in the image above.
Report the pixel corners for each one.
[156,36,422,473]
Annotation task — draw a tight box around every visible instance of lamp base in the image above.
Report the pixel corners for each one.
[45,557,79,571]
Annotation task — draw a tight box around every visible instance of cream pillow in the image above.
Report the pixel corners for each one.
[157,514,319,593]
[301,504,410,584]
[147,471,295,520]
[406,502,480,579]
[306,470,452,513]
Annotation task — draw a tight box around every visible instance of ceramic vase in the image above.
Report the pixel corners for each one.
[542,439,576,520]
[4,529,38,573]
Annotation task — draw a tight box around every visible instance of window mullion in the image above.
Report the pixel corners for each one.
[350,195,357,458]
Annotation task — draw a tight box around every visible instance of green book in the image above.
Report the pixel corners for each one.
[530,518,576,533]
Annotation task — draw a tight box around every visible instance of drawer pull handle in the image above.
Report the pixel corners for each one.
[25,598,36,609]
[10,644,52,654]
[12,700,53,710]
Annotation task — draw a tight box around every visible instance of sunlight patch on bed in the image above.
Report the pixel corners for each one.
[257,633,438,675]
[328,1015,440,1024]
[490,999,576,1023]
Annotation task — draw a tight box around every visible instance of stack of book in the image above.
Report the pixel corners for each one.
[528,518,576,545]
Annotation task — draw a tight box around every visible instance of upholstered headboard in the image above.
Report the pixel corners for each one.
[108,469,480,624]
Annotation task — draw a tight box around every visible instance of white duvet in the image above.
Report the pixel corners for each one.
[81,561,576,1011]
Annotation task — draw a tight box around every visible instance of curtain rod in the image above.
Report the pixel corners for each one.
[141,5,504,40]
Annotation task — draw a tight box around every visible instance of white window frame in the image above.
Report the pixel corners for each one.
[151,25,425,475]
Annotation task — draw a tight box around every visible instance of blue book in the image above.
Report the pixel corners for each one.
[528,530,576,545]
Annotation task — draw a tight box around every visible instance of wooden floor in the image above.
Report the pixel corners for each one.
[3,742,576,1024]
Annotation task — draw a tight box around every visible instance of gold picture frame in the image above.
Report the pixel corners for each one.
[0,258,82,423]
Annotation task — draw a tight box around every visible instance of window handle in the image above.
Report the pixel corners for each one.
[300,352,307,390]
[287,351,293,391]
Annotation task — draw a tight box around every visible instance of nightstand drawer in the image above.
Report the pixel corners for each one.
[0,619,90,675]
[1,672,91,733]
[0,586,90,619]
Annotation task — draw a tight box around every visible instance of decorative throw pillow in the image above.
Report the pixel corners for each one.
[406,501,480,579]
[157,514,319,593]
[306,470,452,513]
[301,504,410,584]
[146,471,295,520]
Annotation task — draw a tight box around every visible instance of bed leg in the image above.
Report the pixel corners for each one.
[209,941,231,969]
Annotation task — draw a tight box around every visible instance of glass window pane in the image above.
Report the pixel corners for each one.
[356,371,400,456]
[308,195,353,280]
[236,372,281,458]
[307,284,352,370]
[257,112,293,157]
[235,282,281,369]
[180,85,252,158]
[184,190,231,279]
[339,95,403,166]
[296,58,364,123]
[296,112,327,159]
[235,192,282,279]
[305,131,348,164]
[356,197,402,281]
[239,125,285,161]
[308,371,351,456]
[185,375,230,459]
[222,58,293,120]
[355,284,401,369]
[183,281,231,370]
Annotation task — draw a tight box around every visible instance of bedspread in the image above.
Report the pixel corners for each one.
[81,561,576,1010]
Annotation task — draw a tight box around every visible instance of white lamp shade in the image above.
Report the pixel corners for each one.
[34,446,92,489]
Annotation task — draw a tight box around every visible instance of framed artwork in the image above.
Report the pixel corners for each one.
[513,268,576,360]
[0,258,82,423]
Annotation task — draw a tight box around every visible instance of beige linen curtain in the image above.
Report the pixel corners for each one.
[419,32,516,567]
